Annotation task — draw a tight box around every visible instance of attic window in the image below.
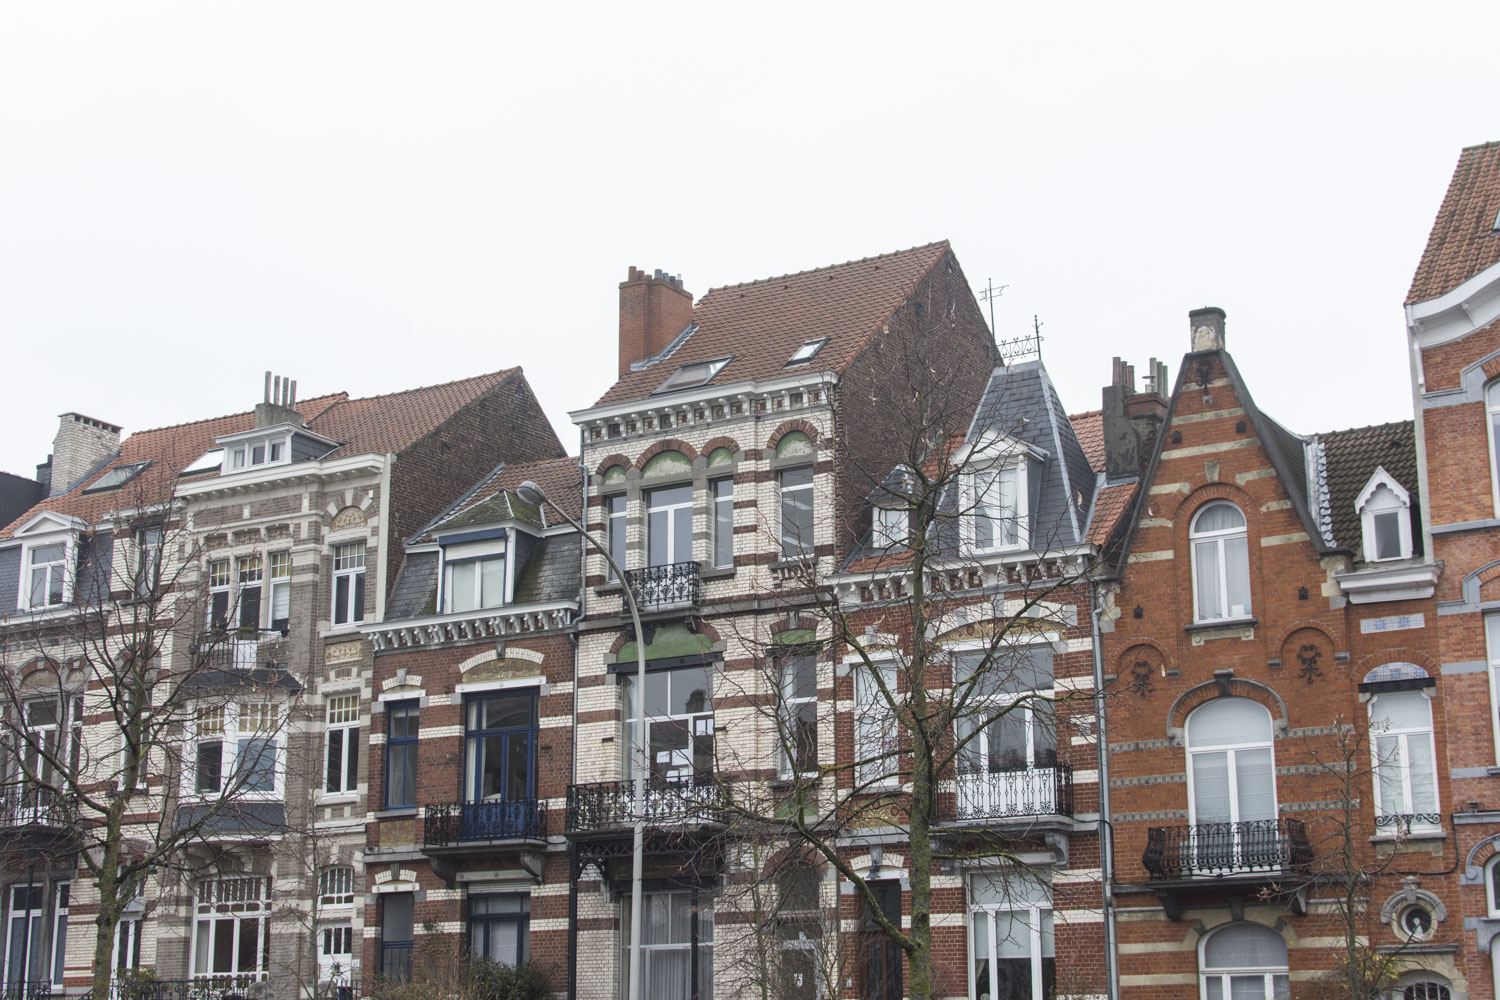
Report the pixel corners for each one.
[785,338,828,366]
[83,462,150,493]
[1356,467,1412,562]
[181,450,225,476]
[655,357,730,394]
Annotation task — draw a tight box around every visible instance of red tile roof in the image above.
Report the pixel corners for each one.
[1408,142,1500,304]
[1086,481,1137,546]
[1069,410,1105,474]
[418,455,584,539]
[594,242,952,406]
[1,369,526,539]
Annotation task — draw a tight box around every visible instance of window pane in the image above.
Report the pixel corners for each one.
[384,894,414,940]
[648,509,670,566]
[1374,511,1402,559]
[1203,923,1288,967]
[1235,748,1276,821]
[1187,698,1271,747]
[481,558,505,608]
[1195,539,1223,619]
[1195,503,1245,532]
[326,729,344,791]
[1371,691,1431,731]
[334,575,350,625]
[451,562,477,613]
[1192,752,1231,823]
[1408,736,1438,813]
[1224,535,1250,616]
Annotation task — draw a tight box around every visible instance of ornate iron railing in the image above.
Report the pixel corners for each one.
[624,561,700,609]
[1375,813,1444,836]
[0,787,68,828]
[0,982,61,1000]
[101,974,271,1000]
[566,779,727,834]
[423,798,546,845]
[1142,818,1313,880]
[193,630,287,671]
[953,763,1074,821]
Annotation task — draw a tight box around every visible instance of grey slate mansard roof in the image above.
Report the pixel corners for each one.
[839,360,1099,571]
[385,456,583,622]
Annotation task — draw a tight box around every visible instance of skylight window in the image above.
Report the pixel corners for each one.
[655,357,731,394]
[84,462,150,493]
[786,338,828,366]
[181,449,225,476]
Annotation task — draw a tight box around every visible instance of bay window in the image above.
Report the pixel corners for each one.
[954,644,1058,818]
[191,703,281,797]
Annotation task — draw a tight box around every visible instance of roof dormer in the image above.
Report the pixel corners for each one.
[1356,466,1413,562]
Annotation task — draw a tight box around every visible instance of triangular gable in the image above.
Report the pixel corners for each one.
[11,510,88,538]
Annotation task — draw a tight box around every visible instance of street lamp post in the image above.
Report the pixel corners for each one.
[516,480,647,1000]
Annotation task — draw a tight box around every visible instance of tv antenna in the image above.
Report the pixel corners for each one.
[978,278,1008,336]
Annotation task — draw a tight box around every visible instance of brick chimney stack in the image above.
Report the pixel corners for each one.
[618,266,694,376]
[1101,356,1169,481]
[256,371,305,428]
[1190,306,1227,352]
[50,413,121,496]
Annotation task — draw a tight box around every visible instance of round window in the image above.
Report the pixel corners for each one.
[1400,905,1434,940]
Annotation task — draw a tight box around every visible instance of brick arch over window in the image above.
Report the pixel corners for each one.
[1270,621,1337,654]
[1159,482,1258,530]
[18,656,65,686]
[1115,641,1170,697]
[605,620,725,656]
[592,453,634,477]
[635,439,698,468]
[1464,833,1500,885]
[766,420,821,453]
[1351,648,1440,680]
[1166,677,1289,746]
[1188,914,1292,946]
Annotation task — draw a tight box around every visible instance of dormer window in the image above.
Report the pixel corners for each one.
[962,463,1026,553]
[25,542,68,609]
[1356,467,1412,562]
[84,462,150,494]
[655,357,731,394]
[785,338,828,366]
[182,449,224,476]
[442,538,508,614]
[227,436,288,472]
[873,506,907,547]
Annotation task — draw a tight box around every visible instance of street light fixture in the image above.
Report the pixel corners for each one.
[516,480,648,1000]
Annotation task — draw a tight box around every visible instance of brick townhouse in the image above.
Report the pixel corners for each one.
[0,367,561,996]
[1405,140,1500,1000]
[1097,310,1453,1000]
[821,355,1134,1000]
[561,244,999,999]
[358,455,581,991]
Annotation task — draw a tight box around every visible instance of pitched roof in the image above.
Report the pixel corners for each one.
[594,242,952,406]
[1086,481,1137,547]
[1408,142,1500,304]
[411,456,582,542]
[1316,420,1419,554]
[1,368,529,540]
[1069,410,1105,474]
[0,394,346,540]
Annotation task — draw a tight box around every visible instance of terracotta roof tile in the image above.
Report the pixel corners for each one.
[595,242,952,406]
[1086,481,1137,546]
[1408,142,1500,304]
[1069,410,1105,474]
[310,369,519,458]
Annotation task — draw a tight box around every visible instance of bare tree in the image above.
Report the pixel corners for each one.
[0,478,305,1000]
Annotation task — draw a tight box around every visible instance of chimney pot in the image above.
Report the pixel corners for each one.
[618,265,694,377]
[1190,306,1227,352]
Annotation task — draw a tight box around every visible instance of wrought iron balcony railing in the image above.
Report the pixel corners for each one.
[1375,813,1443,836]
[0,787,69,829]
[623,561,700,610]
[1142,818,1313,880]
[100,974,271,1000]
[193,630,287,672]
[423,798,546,846]
[953,763,1074,822]
[566,779,727,835]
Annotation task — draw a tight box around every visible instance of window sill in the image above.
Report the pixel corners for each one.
[372,807,417,820]
[320,624,365,639]
[319,792,359,805]
[699,567,736,581]
[1370,830,1446,844]
[1183,616,1258,633]
[770,557,814,571]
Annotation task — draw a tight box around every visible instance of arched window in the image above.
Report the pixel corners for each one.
[1191,502,1251,622]
[1398,975,1452,1000]
[1368,686,1439,834]
[1186,699,1277,874]
[1488,855,1500,917]
[1199,922,1289,1000]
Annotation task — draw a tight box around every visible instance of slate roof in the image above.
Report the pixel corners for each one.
[1408,142,1500,304]
[594,242,952,406]
[1316,420,1420,556]
[1,369,528,540]
[1069,410,1105,474]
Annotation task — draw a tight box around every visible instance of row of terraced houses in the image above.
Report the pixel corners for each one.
[2,144,1500,1000]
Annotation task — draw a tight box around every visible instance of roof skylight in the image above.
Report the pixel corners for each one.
[786,338,828,365]
[83,462,150,493]
[655,357,731,394]
[181,449,225,476]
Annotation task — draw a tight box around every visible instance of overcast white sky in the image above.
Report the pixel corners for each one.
[3,3,1497,479]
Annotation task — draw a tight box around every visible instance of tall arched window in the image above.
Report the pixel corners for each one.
[1199,922,1289,1000]
[1186,698,1277,873]
[1190,502,1251,622]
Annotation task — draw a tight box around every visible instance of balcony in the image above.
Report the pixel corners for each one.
[107,975,271,1000]
[1142,819,1313,881]
[952,764,1074,823]
[423,798,547,848]
[194,630,286,671]
[624,561,700,610]
[0,787,69,830]
[565,779,727,837]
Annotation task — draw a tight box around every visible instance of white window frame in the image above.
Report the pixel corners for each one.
[604,493,627,581]
[220,433,291,474]
[852,654,899,788]
[779,465,815,559]
[22,540,70,610]
[710,477,734,569]
[1189,501,1252,622]
[1356,468,1413,562]
[1489,614,1500,768]
[961,461,1027,554]
[190,876,269,980]
[778,653,819,779]
[1488,856,1500,918]
[1197,923,1290,1000]
[646,484,694,567]
[135,526,163,599]
[1487,380,1500,518]
[620,666,714,785]
[49,883,68,986]
[620,891,713,997]
[873,505,907,548]
[951,637,1059,818]
[236,555,264,630]
[3,883,45,988]
[319,922,354,983]
[207,559,232,629]
[967,871,1053,1000]
[331,541,366,626]
[441,538,508,614]
[1185,698,1278,828]
[1368,689,1441,834]
[186,702,285,800]
[268,552,291,632]
[324,695,360,795]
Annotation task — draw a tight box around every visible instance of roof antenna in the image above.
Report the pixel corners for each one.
[978,278,1008,337]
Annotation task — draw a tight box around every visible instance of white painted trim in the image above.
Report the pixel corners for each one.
[453,677,549,697]
[1407,258,1500,349]
[568,370,835,424]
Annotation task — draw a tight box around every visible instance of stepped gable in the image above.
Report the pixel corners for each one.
[1408,141,1500,303]
[595,242,952,406]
